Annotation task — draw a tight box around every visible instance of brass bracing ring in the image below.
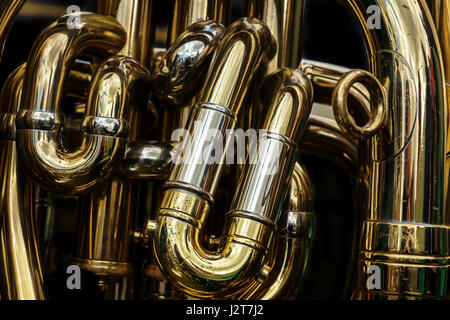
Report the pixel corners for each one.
[332,69,387,140]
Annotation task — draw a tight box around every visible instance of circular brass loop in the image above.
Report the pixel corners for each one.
[332,69,387,140]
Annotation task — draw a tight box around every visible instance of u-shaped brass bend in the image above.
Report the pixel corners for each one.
[15,13,132,194]
[152,18,314,298]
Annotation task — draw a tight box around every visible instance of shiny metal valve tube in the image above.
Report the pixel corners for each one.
[152,17,277,298]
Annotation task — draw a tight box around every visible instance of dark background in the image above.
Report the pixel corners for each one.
[2,0,367,300]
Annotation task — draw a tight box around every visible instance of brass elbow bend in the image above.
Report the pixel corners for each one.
[153,18,278,298]
[15,13,137,193]
[153,16,313,297]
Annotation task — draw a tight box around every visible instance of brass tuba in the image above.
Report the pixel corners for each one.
[0,0,448,300]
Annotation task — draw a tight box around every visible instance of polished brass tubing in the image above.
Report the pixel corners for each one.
[244,0,307,132]
[167,0,231,46]
[0,64,45,300]
[223,69,312,299]
[160,0,231,143]
[15,13,127,193]
[426,0,450,297]
[74,179,138,276]
[152,18,276,298]
[301,59,371,121]
[0,0,25,63]
[246,0,306,73]
[301,115,358,174]
[239,163,313,300]
[345,0,448,299]
[73,56,150,276]
[152,20,225,107]
[299,60,366,176]
[426,0,450,226]
[121,141,173,180]
[73,2,154,288]
[98,0,155,69]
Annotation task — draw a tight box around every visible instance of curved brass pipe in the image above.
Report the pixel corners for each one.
[71,3,153,299]
[300,60,366,175]
[246,0,306,74]
[72,55,150,273]
[159,0,232,143]
[0,0,25,64]
[152,18,278,298]
[239,163,313,300]
[152,20,225,107]
[344,0,448,299]
[244,0,307,132]
[15,13,127,193]
[154,67,312,298]
[0,64,45,300]
[98,0,155,69]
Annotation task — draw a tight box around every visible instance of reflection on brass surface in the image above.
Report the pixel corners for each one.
[16,13,127,193]
[1,0,449,301]
[0,64,45,300]
[345,0,448,299]
[152,20,225,107]
[74,2,155,301]
[159,0,232,143]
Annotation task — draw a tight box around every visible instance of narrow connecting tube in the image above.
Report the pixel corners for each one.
[71,55,151,274]
[15,13,128,193]
[0,64,46,300]
[152,18,277,298]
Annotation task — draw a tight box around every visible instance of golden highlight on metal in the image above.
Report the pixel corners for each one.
[0,0,449,301]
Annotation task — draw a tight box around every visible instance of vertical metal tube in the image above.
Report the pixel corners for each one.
[246,0,306,73]
[425,0,450,298]
[239,163,314,300]
[244,0,313,298]
[73,1,154,299]
[0,64,45,300]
